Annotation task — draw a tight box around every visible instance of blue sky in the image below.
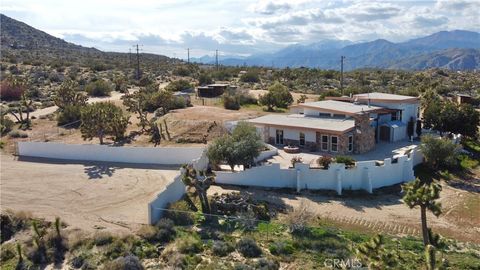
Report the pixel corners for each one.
[2,0,479,58]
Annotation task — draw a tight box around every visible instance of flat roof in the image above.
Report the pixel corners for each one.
[207,83,229,87]
[248,114,355,133]
[299,100,382,114]
[353,92,419,102]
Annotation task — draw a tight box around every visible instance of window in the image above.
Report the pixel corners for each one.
[276,130,284,145]
[321,135,329,151]
[348,135,353,152]
[391,112,398,121]
[319,112,330,117]
[331,136,338,152]
[299,132,305,146]
[333,114,345,118]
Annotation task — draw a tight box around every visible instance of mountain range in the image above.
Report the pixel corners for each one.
[1,13,479,71]
[194,30,480,71]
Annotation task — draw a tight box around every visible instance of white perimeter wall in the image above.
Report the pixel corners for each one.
[216,148,421,194]
[17,142,205,165]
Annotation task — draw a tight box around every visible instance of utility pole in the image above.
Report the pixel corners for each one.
[187,48,190,64]
[128,48,131,66]
[215,49,219,71]
[134,44,141,80]
[340,55,345,95]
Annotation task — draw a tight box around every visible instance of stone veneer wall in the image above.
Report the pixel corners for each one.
[352,112,376,154]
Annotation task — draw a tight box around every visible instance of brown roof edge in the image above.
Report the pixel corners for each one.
[324,96,353,101]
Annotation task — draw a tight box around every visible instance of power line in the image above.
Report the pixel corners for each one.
[215,49,219,71]
[133,44,142,80]
[340,55,345,95]
[187,48,190,64]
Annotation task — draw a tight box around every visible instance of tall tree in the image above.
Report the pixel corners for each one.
[259,82,293,111]
[402,178,442,246]
[80,102,129,144]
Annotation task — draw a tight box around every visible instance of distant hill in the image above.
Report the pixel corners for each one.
[0,14,173,71]
[200,30,480,71]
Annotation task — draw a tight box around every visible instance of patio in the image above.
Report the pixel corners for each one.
[267,140,421,168]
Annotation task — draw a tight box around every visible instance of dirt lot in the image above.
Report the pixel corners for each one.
[210,182,480,243]
[0,154,179,233]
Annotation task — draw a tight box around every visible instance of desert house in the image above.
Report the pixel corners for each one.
[249,92,420,154]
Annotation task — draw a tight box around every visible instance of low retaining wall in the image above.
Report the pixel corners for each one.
[216,148,420,194]
[17,142,205,165]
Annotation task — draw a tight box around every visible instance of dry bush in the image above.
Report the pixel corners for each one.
[1,210,32,243]
[137,225,158,242]
[92,231,114,246]
[284,199,315,235]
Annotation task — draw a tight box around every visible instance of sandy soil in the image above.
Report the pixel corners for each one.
[209,183,480,243]
[0,154,179,233]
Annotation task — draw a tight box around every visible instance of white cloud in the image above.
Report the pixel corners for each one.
[1,0,479,56]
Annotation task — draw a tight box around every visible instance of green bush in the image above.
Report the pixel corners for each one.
[177,235,203,254]
[223,94,240,110]
[85,80,112,97]
[255,258,280,270]
[165,200,195,226]
[155,218,176,243]
[0,116,14,136]
[335,156,356,167]
[8,130,28,138]
[317,156,333,169]
[420,135,460,170]
[269,241,294,256]
[57,105,82,126]
[212,240,234,257]
[93,232,114,246]
[236,237,262,258]
[165,80,192,92]
[240,71,260,83]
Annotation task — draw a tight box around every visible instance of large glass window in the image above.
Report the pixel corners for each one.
[331,136,338,152]
[348,135,353,152]
[276,130,284,145]
[299,132,305,146]
[321,135,329,151]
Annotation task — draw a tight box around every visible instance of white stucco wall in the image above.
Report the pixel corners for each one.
[17,142,206,165]
[216,148,418,193]
[148,173,186,224]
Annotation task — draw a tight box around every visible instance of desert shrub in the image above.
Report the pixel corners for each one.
[1,116,15,136]
[269,241,294,256]
[93,232,114,246]
[57,105,82,126]
[0,80,25,100]
[165,200,195,226]
[102,254,143,270]
[85,80,112,97]
[0,243,16,262]
[290,156,302,167]
[177,235,203,254]
[223,94,240,110]
[0,211,31,243]
[421,135,460,170]
[212,240,234,257]
[8,130,28,138]
[255,258,280,270]
[155,218,176,243]
[137,225,158,242]
[317,156,333,169]
[198,73,213,86]
[334,156,356,167]
[285,199,314,235]
[240,71,260,83]
[165,79,192,92]
[236,237,262,258]
[104,239,128,259]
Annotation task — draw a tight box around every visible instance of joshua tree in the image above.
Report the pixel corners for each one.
[402,178,442,246]
[356,234,400,269]
[181,165,215,216]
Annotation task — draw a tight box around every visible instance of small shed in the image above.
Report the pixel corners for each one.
[197,83,229,98]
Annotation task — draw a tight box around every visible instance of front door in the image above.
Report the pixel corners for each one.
[276,130,284,145]
[379,126,390,141]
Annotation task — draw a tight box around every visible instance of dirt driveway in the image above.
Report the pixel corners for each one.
[0,154,179,233]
